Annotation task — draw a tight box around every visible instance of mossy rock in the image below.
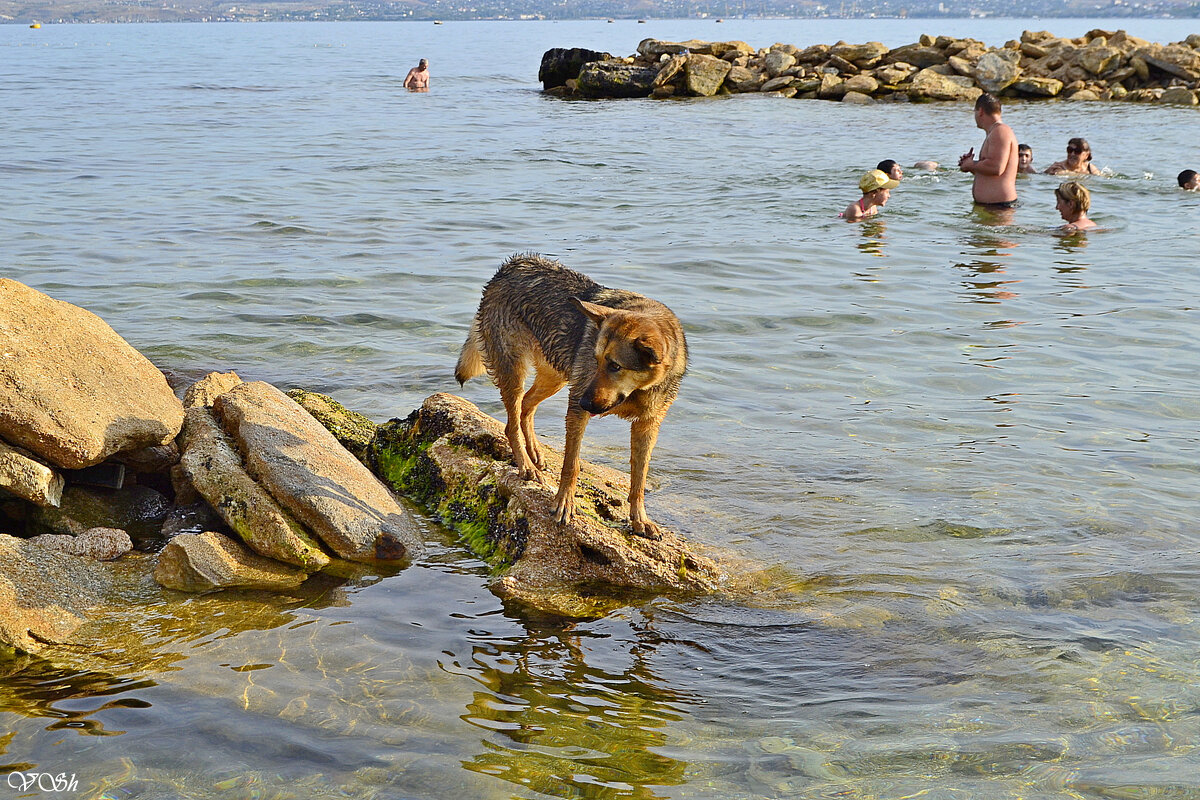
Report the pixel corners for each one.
[286,389,377,462]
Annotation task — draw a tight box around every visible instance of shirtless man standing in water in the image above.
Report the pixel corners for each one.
[404,59,429,92]
[958,93,1019,210]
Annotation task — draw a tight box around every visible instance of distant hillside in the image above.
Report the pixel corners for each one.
[3,0,1198,23]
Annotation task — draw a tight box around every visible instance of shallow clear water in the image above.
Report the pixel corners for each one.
[3,17,1200,799]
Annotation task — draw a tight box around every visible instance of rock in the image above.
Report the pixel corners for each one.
[183,371,244,409]
[636,38,709,58]
[1067,89,1100,101]
[285,389,377,463]
[792,75,821,93]
[771,87,798,98]
[538,47,611,90]
[842,74,880,94]
[1020,41,1049,59]
[817,73,847,98]
[180,406,331,570]
[1077,45,1123,76]
[1130,55,1150,81]
[831,41,888,65]
[155,531,308,593]
[725,65,766,92]
[214,382,424,564]
[649,85,675,99]
[884,44,948,69]
[161,501,228,538]
[170,463,199,505]
[32,484,170,539]
[652,54,687,87]
[947,55,974,76]
[763,50,796,77]
[760,75,796,93]
[841,91,875,104]
[1021,29,1058,45]
[973,49,1022,93]
[1128,87,1163,102]
[368,393,722,617]
[577,61,657,98]
[0,439,63,508]
[1105,84,1129,100]
[0,280,185,470]
[1138,45,1200,81]
[908,68,982,101]
[795,43,830,63]
[1010,76,1064,96]
[1160,85,1199,104]
[0,533,114,653]
[708,40,754,58]
[876,63,917,85]
[684,53,732,96]
[113,442,180,475]
[29,527,132,561]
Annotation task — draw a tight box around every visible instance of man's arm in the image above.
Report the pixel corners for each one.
[967,126,1014,176]
[403,69,416,88]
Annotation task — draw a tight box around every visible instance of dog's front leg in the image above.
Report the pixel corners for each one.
[553,406,590,526]
[628,414,664,540]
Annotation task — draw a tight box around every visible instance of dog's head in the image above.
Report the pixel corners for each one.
[573,298,677,416]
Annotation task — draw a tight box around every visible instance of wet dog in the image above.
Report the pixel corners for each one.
[455,254,687,540]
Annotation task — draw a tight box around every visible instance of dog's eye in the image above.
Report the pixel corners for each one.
[607,361,622,374]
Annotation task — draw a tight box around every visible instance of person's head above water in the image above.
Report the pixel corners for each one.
[1055,181,1090,220]
[1178,169,1199,190]
[876,159,903,182]
[1017,143,1034,173]
[860,169,900,196]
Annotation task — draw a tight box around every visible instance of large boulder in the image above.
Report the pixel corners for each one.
[0,280,184,470]
[214,382,424,564]
[908,68,983,101]
[725,65,767,92]
[636,38,710,58]
[972,49,1022,93]
[1077,45,1123,76]
[831,41,889,65]
[577,61,657,98]
[1160,86,1199,105]
[842,74,880,95]
[538,47,612,90]
[180,405,331,570]
[0,533,115,654]
[763,50,797,77]
[684,53,732,96]
[884,44,948,68]
[155,531,308,592]
[0,439,63,507]
[652,54,687,87]
[1137,44,1200,81]
[367,393,722,617]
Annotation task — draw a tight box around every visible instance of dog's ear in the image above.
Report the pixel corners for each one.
[573,298,613,325]
[634,337,663,366]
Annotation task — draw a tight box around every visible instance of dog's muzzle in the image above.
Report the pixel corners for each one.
[580,394,625,416]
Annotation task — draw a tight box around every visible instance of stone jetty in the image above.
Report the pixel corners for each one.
[0,281,723,652]
[540,29,1200,105]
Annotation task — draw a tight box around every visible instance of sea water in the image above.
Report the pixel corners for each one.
[2,17,1200,798]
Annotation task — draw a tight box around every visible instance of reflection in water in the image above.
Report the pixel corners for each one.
[856,218,887,258]
[452,620,692,799]
[956,231,1021,303]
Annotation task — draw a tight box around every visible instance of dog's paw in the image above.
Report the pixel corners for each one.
[518,466,548,485]
[553,494,575,526]
[630,518,664,541]
[525,442,545,471]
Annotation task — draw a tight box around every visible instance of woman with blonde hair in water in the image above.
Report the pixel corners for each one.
[1055,181,1096,232]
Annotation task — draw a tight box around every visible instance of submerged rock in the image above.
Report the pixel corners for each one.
[0,533,115,654]
[368,393,722,616]
[29,527,132,561]
[155,531,308,592]
[0,279,184,470]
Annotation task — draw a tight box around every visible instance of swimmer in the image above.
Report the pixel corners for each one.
[959,93,1019,209]
[1055,181,1096,232]
[1017,143,1036,174]
[876,159,904,182]
[404,58,430,92]
[1045,137,1101,176]
[913,160,940,170]
[1178,169,1199,191]
[843,169,899,221]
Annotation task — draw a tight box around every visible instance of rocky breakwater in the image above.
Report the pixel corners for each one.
[540,29,1200,105]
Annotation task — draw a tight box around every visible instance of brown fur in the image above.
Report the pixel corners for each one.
[456,253,687,539]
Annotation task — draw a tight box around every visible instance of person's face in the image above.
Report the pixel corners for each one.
[1186,175,1200,191]
[1018,149,1033,170]
[1055,193,1076,221]
[1066,142,1088,162]
[887,164,903,181]
[874,188,891,206]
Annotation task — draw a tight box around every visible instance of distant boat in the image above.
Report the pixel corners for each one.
[606,18,613,22]
[638,19,646,23]
[433,20,442,24]
[715,18,723,22]
[29,22,41,28]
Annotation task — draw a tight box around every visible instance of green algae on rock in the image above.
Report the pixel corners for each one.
[285,389,377,463]
[367,393,723,616]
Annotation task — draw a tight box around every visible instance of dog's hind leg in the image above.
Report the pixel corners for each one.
[553,406,591,526]
[628,414,666,540]
[496,364,546,484]
[520,363,566,472]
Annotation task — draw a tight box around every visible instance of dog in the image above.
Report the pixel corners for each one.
[455,253,687,540]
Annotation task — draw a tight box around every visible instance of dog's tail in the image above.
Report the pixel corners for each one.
[454,319,486,386]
